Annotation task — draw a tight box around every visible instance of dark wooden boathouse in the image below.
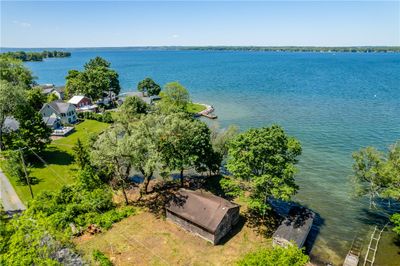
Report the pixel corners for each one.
[166,189,240,245]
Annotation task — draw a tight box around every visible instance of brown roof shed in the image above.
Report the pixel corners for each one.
[166,189,240,244]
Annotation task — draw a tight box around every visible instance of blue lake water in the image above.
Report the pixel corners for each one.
[11,49,400,264]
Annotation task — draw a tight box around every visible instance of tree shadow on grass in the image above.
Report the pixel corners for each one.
[244,208,283,237]
[30,146,74,167]
[133,180,181,218]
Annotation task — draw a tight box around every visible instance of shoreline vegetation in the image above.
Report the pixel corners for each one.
[2,46,400,53]
[1,50,71,61]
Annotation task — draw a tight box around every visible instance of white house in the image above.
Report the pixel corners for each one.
[40,100,77,125]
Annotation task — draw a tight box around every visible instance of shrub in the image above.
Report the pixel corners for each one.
[237,245,309,266]
[78,111,114,123]
[92,250,113,266]
[220,176,243,198]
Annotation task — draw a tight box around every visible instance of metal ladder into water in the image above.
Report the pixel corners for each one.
[362,224,387,266]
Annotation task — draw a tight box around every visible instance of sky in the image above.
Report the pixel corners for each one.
[1,1,399,48]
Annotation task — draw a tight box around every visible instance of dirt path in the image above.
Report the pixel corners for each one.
[0,169,26,211]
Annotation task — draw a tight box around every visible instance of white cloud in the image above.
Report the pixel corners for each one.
[172,34,179,38]
[13,20,31,28]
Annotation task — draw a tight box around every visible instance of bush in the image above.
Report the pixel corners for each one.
[92,250,113,266]
[78,111,114,123]
[220,176,243,198]
[391,213,400,235]
[237,245,309,266]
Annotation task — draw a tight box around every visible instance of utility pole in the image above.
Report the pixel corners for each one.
[19,148,34,199]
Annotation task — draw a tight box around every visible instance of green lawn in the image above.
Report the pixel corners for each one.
[7,120,109,204]
[186,102,206,113]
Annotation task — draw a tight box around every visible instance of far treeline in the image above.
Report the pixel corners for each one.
[1,50,71,61]
[129,46,400,53]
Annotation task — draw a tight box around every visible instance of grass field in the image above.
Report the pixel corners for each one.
[8,120,109,203]
[75,211,271,266]
[187,103,207,113]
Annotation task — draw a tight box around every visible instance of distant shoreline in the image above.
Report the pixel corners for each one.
[1,46,400,53]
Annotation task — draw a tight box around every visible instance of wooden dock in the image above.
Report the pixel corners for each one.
[197,103,218,119]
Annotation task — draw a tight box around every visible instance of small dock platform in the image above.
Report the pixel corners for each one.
[197,103,218,119]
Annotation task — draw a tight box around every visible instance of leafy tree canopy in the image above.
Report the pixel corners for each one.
[65,57,120,101]
[0,80,25,151]
[160,82,190,111]
[227,125,302,213]
[137,77,161,96]
[352,141,400,235]
[0,55,35,88]
[27,87,47,111]
[237,245,309,266]
[159,113,215,184]
[118,96,149,125]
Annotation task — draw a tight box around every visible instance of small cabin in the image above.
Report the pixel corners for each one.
[166,189,240,245]
[272,206,315,248]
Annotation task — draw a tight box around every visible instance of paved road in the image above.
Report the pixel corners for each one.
[0,169,26,211]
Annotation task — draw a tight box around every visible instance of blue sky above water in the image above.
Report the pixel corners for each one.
[1,1,399,47]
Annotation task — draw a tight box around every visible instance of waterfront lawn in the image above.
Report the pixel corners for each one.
[75,211,270,265]
[9,120,109,203]
[186,102,206,113]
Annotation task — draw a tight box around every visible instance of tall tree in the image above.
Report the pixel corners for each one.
[84,56,111,69]
[116,96,149,135]
[128,114,162,195]
[161,82,190,111]
[0,55,35,88]
[137,78,161,96]
[72,138,90,170]
[27,87,47,111]
[0,81,25,151]
[159,113,214,186]
[65,57,120,101]
[227,125,302,214]
[352,141,400,234]
[91,125,132,205]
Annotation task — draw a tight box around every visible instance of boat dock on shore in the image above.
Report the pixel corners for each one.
[196,103,218,119]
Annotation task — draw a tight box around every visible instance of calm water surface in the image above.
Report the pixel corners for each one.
[11,49,400,265]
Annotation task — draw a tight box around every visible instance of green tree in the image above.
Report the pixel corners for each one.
[91,125,132,205]
[211,124,239,162]
[47,93,59,103]
[117,96,148,126]
[1,214,70,265]
[0,80,25,151]
[2,150,26,184]
[227,125,302,215]
[128,114,162,195]
[161,82,190,111]
[76,165,103,191]
[159,113,214,186]
[352,141,400,234]
[9,104,51,153]
[27,87,47,111]
[0,55,35,88]
[72,138,90,170]
[137,77,161,96]
[65,57,120,101]
[237,245,309,266]
[84,56,111,69]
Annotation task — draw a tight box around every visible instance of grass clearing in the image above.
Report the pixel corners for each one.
[75,211,271,266]
[7,120,109,203]
[187,102,206,114]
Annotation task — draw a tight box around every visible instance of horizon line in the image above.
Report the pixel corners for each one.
[1,45,400,49]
